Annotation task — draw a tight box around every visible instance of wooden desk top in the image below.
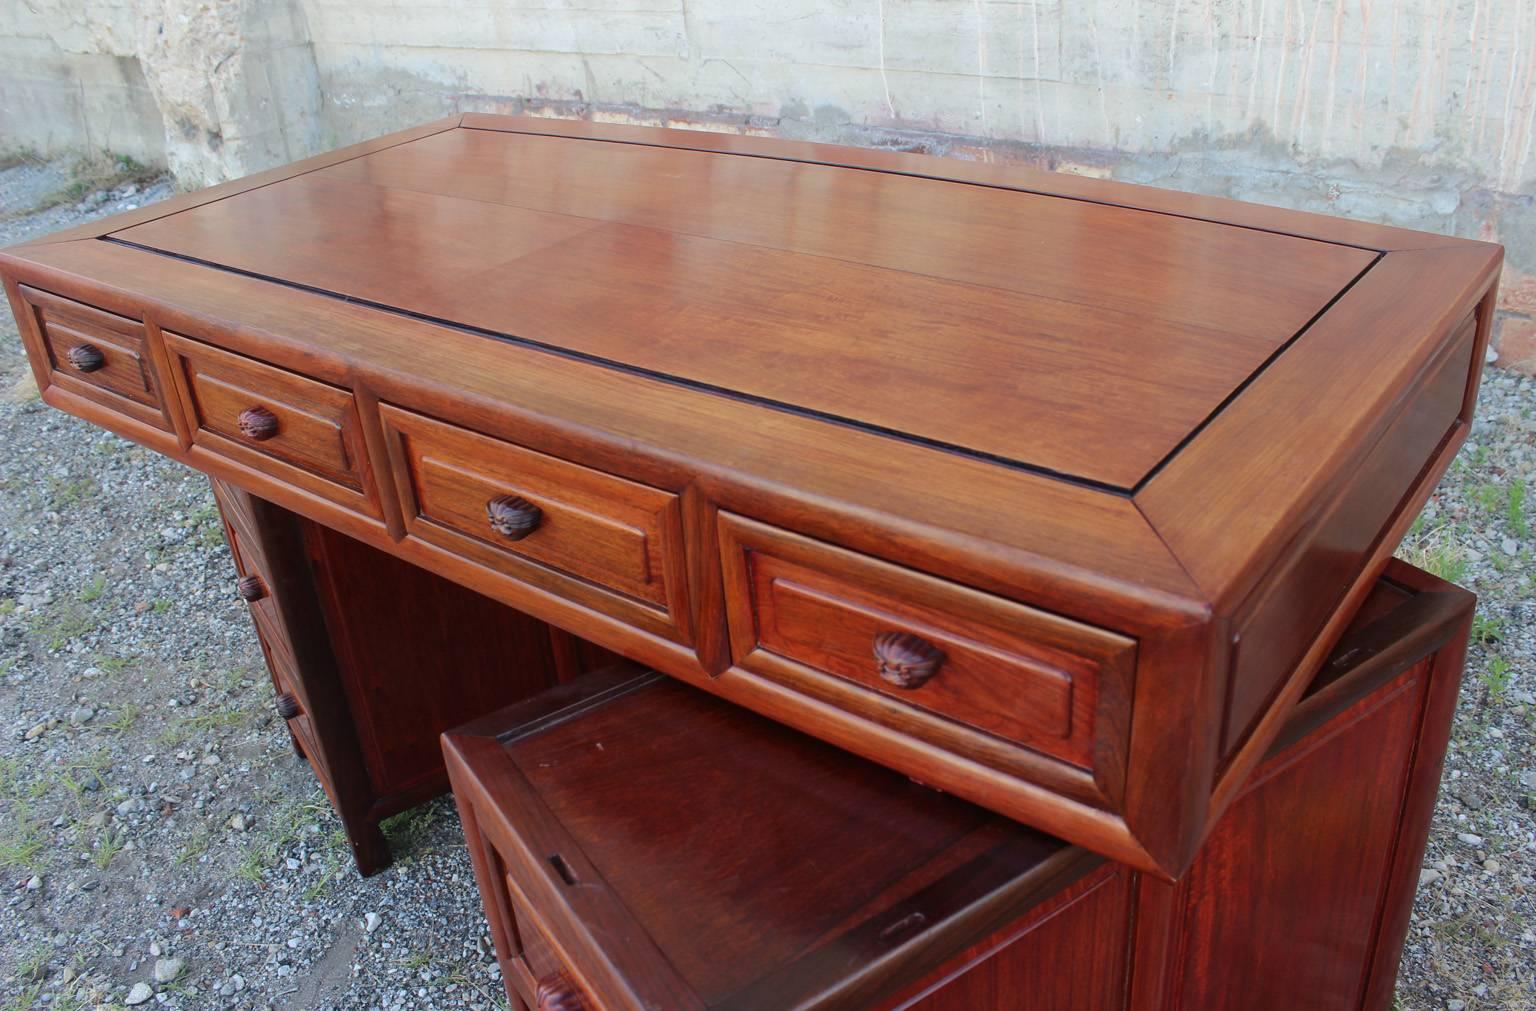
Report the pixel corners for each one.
[1,115,1501,875]
[107,123,1370,490]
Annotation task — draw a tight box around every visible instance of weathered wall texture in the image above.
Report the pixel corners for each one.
[3,0,1536,368]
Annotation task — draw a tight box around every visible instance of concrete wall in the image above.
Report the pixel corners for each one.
[3,0,1535,369]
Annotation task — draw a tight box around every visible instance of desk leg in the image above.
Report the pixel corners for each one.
[210,479,614,876]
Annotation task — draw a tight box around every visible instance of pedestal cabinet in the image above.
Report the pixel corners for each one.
[445,560,1471,1011]
[211,478,622,872]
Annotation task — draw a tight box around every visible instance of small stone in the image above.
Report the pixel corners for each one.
[125,982,153,1005]
[286,935,304,949]
[1448,1001,1466,1011]
[201,753,220,766]
[1457,832,1484,847]
[285,857,301,871]
[227,813,247,832]
[116,797,142,817]
[25,875,42,890]
[24,721,47,741]
[69,707,95,726]
[149,941,162,957]
[1484,859,1501,873]
[1418,868,1442,887]
[365,912,382,934]
[153,957,184,983]
[1501,537,1519,555]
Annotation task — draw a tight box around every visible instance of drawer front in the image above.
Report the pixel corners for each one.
[166,333,381,517]
[720,514,1134,782]
[18,285,174,431]
[380,405,688,639]
[507,892,592,1010]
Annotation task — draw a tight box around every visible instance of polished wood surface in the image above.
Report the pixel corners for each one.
[16,283,175,432]
[106,144,1373,489]
[445,666,1102,1011]
[446,559,1473,1010]
[1,115,1499,876]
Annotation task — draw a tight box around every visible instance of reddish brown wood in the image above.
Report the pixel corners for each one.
[1,115,1498,877]
[534,975,585,1011]
[445,665,1104,1011]
[445,559,1471,1011]
[210,477,624,874]
[379,402,692,645]
[9,283,177,434]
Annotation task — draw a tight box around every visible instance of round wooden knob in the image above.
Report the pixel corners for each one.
[535,974,584,1011]
[274,692,301,720]
[486,495,542,540]
[873,631,945,689]
[237,406,279,441]
[236,575,266,602]
[66,344,105,372]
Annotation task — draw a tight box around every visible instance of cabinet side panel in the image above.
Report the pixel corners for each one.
[302,520,568,803]
[1171,659,1432,1010]
[894,866,1131,1011]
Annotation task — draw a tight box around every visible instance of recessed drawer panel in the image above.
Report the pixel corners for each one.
[380,405,689,640]
[165,333,381,518]
[720,513,1135,784]
[18,285,174,431]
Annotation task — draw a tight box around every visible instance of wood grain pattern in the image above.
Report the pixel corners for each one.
[0,114,1498,879]
[17,284,174,431]
[212,478,625,874]
[318,126,1372,342]
[110,166,1361,489]
[720,512,1133,778]
[380,404,685,618]
[444,666,1107,1011]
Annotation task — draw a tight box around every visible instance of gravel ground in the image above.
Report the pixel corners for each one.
[0,161,1532,1011]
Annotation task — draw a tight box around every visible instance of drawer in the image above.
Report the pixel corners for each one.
[165,334,381,518]
[505,892,591,1010]
[719,513,1135,782]
[379,404,689,640]
[17,285,175,432]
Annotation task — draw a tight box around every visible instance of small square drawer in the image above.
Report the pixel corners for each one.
[719,513,1135,785]
[379,405,689,641]
[165,334,381,519]
[18,285,174,432]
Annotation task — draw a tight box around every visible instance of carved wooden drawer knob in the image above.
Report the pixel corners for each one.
[486,495,542,540]
[66,344,106,373]
[237,406,280,441]
[873,631,945,689]
[274,692,301,720]
[535,974,584,1011]
[236,575,267,602]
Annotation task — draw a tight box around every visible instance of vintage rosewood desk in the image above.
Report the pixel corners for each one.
[0,116,1499,883]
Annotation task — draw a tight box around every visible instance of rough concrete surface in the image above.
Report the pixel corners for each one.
[0,162,1533,1010]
